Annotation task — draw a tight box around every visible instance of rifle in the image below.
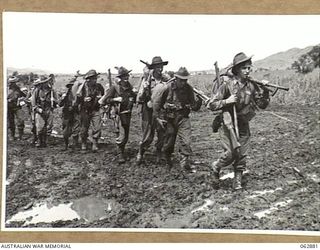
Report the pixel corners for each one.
[214,61,240,151]
[108,68,112,88]
[140,59,151,69]
[48,76,55,109]
[193,87,210,104]
[247,77,289,96]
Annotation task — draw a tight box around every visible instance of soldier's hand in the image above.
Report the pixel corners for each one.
[225,94,237,104]
[113,97,123,103]
[37,107,43,114]
[142,80,150,89]
[156,118,167,129]
[61,93,67,99]
[84,97,92,102]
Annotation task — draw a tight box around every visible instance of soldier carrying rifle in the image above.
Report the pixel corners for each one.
[152,67,202,172]
[59,77,80,150]
[31,75,58,147]
[99,67,136,163]
[7,77,26,141]
[73,69,104,152]
[136,56,169,164]
[207,52,270,190]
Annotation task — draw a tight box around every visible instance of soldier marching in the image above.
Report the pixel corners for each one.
[6,53,288,191]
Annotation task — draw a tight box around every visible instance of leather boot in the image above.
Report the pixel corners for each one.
[211,161,221,188]
[42,133,47,147]
[70,135,78,149]
[92,138,98,152]
[63,138,69,151]
[118,147,126,164]
[156,150,163,164]
[35,135,41,148]
[136,148,144,165]
[165,153,173,170]
[233,170,243,190]
[180,155,192,173]
[81,140,87,151]
[211,161,220,182]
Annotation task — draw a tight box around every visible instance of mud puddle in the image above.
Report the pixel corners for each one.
[6,196,121,226]
[254,199,293,219]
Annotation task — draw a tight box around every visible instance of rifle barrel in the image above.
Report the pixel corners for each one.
[248,78,289,91]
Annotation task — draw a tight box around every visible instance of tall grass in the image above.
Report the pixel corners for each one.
[188,68,320,105]
[10,67,320,106]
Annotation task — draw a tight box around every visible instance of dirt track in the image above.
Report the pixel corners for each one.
[4,103,320,230]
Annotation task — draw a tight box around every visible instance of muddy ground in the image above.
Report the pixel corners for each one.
[4,103,320,231]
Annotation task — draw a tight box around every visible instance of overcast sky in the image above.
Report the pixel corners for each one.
[3,12,320,74]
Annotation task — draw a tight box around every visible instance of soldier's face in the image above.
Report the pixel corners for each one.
[238,62,252,79]
[153,65,163,75]
[89,76,98,84]
[121,74,129,81]
[176,77,187,88]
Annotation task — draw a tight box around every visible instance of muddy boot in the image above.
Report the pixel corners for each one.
[180,155,192,173]
[35,134,41,148]
[42,133,47,147]
[136,148,144,165]
[17,129,24,141]
[81,139,87,151]
[63,138,69,151]
[92,138,99,152]
[211,161,220,182]
[118,147,126,164]
[9,130,15,141]
[233,170,243,190]
[165,153,173,170]
[156,150,163,164]
[72,135,79,149]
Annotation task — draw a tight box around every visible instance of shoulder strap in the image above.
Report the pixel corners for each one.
[114,84,120,96]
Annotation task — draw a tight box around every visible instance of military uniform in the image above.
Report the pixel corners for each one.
[208,52,270,189]
[7,77,26,140]
[75,69,104,152]
[136,56,169,163]
[99,67,136,162]
[31,77,58,147]
[59,79,80,150]
[152,67,202,171]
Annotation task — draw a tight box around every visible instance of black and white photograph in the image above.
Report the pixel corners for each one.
[2,12,320,234]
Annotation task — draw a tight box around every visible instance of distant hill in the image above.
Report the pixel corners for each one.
[7,67,50,75]
[254,45,318,71]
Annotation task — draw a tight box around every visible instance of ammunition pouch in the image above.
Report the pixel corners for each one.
[238,104,256,122]
[211,113,222,133]
[164,103,191,119]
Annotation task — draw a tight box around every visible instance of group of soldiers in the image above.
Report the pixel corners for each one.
[7,53,271,190]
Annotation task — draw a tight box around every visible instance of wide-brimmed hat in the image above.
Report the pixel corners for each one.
[174,67,190,80]
[116,66,132,77]
[231,52,253,68]
[33,76,50,86]
[66,77,76,86]
[8,76,19,84]
[149,56,168,69]
[84,69,100,79]
[20,87,28,92]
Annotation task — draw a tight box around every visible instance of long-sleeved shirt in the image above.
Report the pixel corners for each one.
[153,80,200,119]
[101,80,136,113]
[59,88,77,115]
[7,86,26,110]
[136,73,169,104]
[31,86,58,111]
[209,75,270,121]
[77,81,105,112]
